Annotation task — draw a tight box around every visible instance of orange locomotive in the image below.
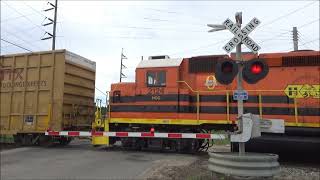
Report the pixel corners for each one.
[108,51,319,153]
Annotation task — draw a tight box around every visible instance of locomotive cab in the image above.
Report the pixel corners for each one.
[136,56,182,102]
[110,55,185,121]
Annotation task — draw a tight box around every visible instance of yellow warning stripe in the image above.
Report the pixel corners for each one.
[285,122,319,128]
[109,118,319,127]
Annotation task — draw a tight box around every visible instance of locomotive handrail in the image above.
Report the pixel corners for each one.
[106,91,111,120]
[177,80,290,92]
[177,80,197,92]
[294,98,298,125]
[177,80,301,126]
[226,91,230,122]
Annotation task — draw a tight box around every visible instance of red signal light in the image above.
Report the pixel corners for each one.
[242,59,269,84]
[251,63,262,74]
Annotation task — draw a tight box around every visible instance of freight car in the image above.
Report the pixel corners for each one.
[104,50,319,153]
[0,50,96,146]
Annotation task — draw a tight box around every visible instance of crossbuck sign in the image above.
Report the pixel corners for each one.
[223,17,261,53]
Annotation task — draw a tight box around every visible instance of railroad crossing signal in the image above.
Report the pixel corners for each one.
[214,58,269,85]
[222,17,261,54]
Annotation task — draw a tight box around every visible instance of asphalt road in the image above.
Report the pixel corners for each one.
[0,140,198,180]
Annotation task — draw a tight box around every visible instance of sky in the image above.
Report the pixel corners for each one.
[1,0,319,105]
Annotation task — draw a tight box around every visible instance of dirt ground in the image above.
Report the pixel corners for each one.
[143,145,320,180]
[145,159,320,180]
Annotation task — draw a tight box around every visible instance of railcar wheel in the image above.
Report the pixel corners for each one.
[21,135,33,145]
[59,137,72,146]
[13,135,23,146]
[38,135,55,147]
[188,139,200,154]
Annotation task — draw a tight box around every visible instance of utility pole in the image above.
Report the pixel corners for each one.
[41,0,58,50]
[120,48,127,82]
[235,12,245,155]
[293,27,298,51]
[52,0,58,50]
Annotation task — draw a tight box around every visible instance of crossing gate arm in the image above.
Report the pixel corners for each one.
[45,131,226,140]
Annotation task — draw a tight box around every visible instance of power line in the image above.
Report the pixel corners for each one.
[1,12,38,23]
[297,18,320,29]
[2,24,39,36]
[259,32,293,44]
[56,17,65,49]
[1,9,50,49]
[257,1,317,29]
[3,1,47,33]
[2,29,41,50]
[259,18,319,45]
[54,5,69,50]
[23,1,47,18]
[142,17,205,27]
[281,38,319,52]
[300,38,319,46]
[105,25,205,33]
[1,39,45,49]
[170,39,229,56]
[298,36,311,49]
[95,87,107,96]
[145,8,219,22]
[1,35,51,51]
[298,31,318,47]
[1,38,32,52]
[297,32,312,49]
[60,19,206,33]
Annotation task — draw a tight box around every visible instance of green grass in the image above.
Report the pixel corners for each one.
[213,138,230,145]
[0,135,14,143]
[210,130,230,145]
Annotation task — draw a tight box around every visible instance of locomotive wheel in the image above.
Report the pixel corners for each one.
[121,137,142,150]
[188,139,200,154]
[180,130,201,154]
[121,137,132,148]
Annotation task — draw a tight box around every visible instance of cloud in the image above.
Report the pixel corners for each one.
[1,1,319,98]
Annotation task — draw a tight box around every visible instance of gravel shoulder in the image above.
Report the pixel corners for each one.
[141,144,320,180]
